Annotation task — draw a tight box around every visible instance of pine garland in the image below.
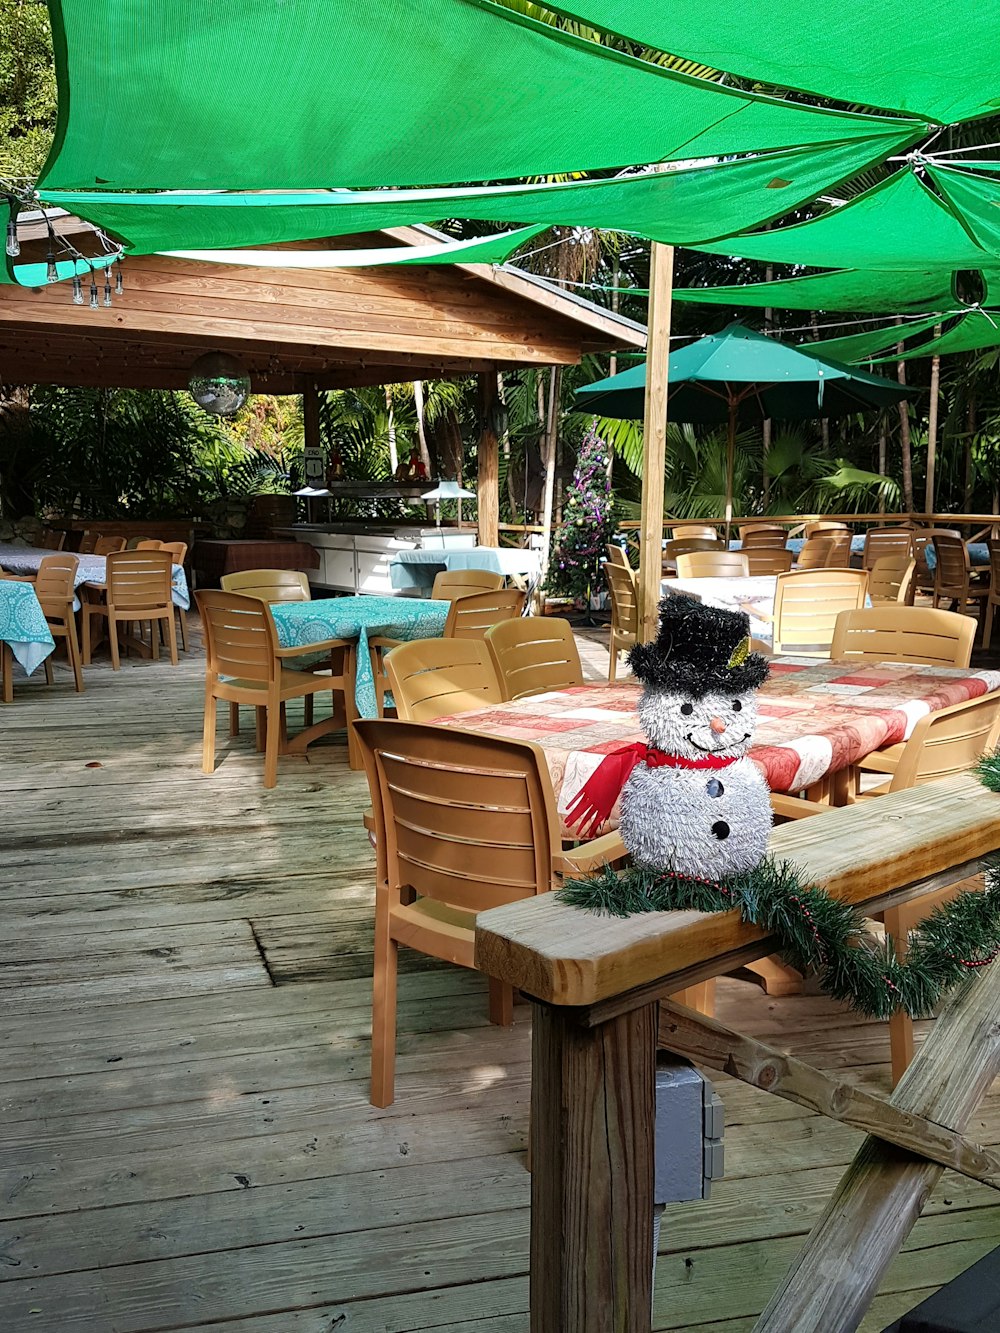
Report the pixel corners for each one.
[975,749,1000,794]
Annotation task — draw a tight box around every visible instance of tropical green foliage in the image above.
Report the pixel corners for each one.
[0,0,56,180]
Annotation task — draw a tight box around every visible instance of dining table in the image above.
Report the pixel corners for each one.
[436,659,1000,830]
[0,543,190,610]
[389,545,542,595]
[0,581,56,702]
[269,594,450,761]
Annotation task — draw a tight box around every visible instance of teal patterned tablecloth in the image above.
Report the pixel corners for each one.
[0,582,55,674]
[270,595,449,719]
[0,543,190,609]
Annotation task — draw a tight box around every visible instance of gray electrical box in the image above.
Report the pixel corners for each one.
[654,1053,725,1204]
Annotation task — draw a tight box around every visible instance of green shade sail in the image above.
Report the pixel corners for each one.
[38,135,919,258]
[881,310,1000,361]
[38,0,925,192]
[696,169,992,271]
[544,0,1000,123]
[573,321,911,423]
[162,227,548,269]
[797,314,944,364]
[925,163,1000,258]
[673,268,986,313]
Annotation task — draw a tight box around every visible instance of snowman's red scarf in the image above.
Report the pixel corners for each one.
[565,744,737,838]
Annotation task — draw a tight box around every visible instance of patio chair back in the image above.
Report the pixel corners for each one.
[932,532,974,603]
[912,528,961,591]
[486,616,583,701]
[740,524,788,549]
[888,692,1000,792]
[135,539,164,550]
[605,562,638,682]
[745,547,794,576]
[662,536,722,572]
[797,531,852,569]
[221,569,311,602]
[862,527,912,570]
[197,589,278,685]
[830,606,975,669]
[105,550,172,611]
[430,569,505,601]
[77,531,98,554]
[444,587,525,639]
[385,638,502,721]
[670,524,718,541]
[675,550,749,579]
[605,543,631,569]
[32,553,78,612]
[803,520,850,537]
[160,541,188,567]
[869,553,916,605]
[772,569,869,657]
[94,536,127,556]
[35,529,65,551]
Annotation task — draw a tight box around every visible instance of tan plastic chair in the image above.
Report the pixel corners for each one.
[862,527,912,570]
[196,590,351,788]
[741,524,789,549]
[670,524,718,541]
[830,606,975,669]
[430,569,505,601]
[605,562,638,682]
[771,569,869,657]
[34,554,83,692]
[745,547,794,576]
[35,529,66,551]
[385,638,502,721]
[803,520,850,537]
[77,531,98,555]
[662,536,722,574]
[605,543,632,569]
[444,587,525,639]
[867,553,916,605]
[157,541,191,651]
[932,532,988,626]
[221,569,311,602]
[93,536,127,556]
[983,538,1000,651]
[911,527,961,596]
[356,718,625,1107]
[486,616,584,701]
[82,550,177,669]
[796,531,852,569]
[675,550,749,579]
[135,539,164,550]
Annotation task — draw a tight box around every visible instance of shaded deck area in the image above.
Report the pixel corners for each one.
[2,624,999,1331]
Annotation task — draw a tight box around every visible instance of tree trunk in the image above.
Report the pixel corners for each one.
[895,321,914,512]
[877,413,888,514]
[964,390,976,512]
[476,369,500,547]
[412,380,432,476]
[385,386,397,474]
[925,335,942,513]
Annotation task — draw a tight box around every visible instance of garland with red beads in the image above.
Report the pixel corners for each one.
[558,794,1000,1021]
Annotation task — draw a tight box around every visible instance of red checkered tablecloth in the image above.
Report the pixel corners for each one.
[439,658,1000,821]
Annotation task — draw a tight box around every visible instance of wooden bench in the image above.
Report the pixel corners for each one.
[475,772,1000,1333]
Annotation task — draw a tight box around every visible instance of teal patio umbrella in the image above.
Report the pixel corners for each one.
[574,321,911,524]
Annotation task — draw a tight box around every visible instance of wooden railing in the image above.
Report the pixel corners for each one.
[475,774,1000,1332]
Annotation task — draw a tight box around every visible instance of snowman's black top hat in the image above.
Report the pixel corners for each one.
[628,594,770,698]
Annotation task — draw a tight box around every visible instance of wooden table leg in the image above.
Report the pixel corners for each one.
[1,642,12,703]
[530,998,657,1333]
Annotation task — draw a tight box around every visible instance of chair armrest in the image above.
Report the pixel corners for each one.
[275,637,350,659]
[770,792,828,820]
[4,574,35,583]
[553,830,627,875]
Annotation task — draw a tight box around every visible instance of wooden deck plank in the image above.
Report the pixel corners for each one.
[2,645,1000,1330]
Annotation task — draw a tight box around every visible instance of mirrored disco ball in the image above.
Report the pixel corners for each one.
[188,352,251,416]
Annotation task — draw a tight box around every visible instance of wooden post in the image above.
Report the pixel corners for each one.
[302,379,321,453]
[477,368,500,548]
[638,243,674,643]
[530,999,657,1333]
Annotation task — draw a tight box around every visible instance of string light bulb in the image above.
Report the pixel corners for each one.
[103,270,112,307]
[89,268,99,309]
[115,260,123,296]
[45,247,58,283]
[5,208,19,258]
[72,273,83,304]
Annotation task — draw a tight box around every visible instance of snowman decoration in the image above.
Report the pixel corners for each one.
[567,595,772,880]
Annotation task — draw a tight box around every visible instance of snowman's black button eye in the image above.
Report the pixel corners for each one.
[706,779,724,798]
[712,820,730,840]
[733,700,742,712]
[680,702,694,716]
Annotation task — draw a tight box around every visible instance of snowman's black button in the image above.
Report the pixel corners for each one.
[711,820,730,840]
[706,779,724,798]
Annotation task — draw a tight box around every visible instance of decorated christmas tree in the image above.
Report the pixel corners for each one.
[548,424,616,605]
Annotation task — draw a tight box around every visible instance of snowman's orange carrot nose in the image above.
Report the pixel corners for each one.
[710,716,726,734]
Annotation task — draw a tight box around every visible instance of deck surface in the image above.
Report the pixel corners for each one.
[1,617,999,1332]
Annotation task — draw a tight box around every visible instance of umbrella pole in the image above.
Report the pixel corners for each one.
[725,405,736,545]
[638,242,674,644]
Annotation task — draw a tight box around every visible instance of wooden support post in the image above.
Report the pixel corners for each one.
[755,950,1000,1331]
[925,339,942,513]
[477,368,500,548]
[638,243,674,643]
[530,998,658,1333]
[302,378,321,453]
